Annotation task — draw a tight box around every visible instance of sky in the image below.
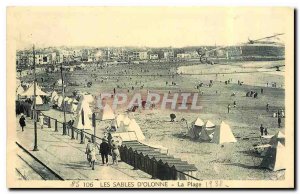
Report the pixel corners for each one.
[7,7,291,50]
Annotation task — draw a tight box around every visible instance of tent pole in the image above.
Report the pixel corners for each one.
[33,44,38,151]
[61,62,67,135]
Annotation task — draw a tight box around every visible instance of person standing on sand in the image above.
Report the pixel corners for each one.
[260,124,264,136]
[278,117,282,128]
[19,114,26,132]
[266,103,269,112]
[227,104,231,113]
[233,101,236,108]
[264,128,268,136]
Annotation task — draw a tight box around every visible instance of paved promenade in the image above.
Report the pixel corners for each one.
[16,115,152,180]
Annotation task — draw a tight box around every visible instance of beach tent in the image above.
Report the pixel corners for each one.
[261,131,285,156]
[73,100,93,130]
[116,114,125,127]
[269,131,285,146]
[206,120,215,128]
[211,121,237,144]
[260,142,285,171]
[36,95,43,105]
[65,98,73,112]
[205,120,216,136]
[57,96,64,108]
[71,103,78,113]
[73,109,93,130]
[188,117,204,139]
[199,128,212,141]
[50,91,58,102]
[21,82,48,96]
[50,91,58,99]
[83,94,94,103]
[75,100,93,115]
[63,97,70,103]
[52,95,59,104]
[127,119,145,141]
[16,85,24,96]
[115,114,131,127]
[97,105,115,121]
[112,115,146,141]
[117,115,131,132]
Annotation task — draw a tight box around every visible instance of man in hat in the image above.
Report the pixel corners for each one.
[99,138,110,165]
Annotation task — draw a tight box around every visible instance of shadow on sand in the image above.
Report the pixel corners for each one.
[61,161,93,170]
[224,163,261,170]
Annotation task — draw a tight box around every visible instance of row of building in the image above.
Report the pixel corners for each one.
[16,44,284,67]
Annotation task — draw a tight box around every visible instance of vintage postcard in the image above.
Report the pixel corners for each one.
[7,7,294,188]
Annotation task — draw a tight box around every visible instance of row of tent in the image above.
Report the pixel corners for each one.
[16,82,48,97]
[50,90,146,142]
[16,82,48,105]
[50,91,79,113]
[188,117,286,171]
[188,118,237,144]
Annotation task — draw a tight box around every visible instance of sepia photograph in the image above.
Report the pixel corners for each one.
[6,7,294,188]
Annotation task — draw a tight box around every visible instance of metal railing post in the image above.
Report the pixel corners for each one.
[71,127,75,140]
[48,117,51,128]
[55,119,58,132]
[62,122,67,135]
[80,129,84,144]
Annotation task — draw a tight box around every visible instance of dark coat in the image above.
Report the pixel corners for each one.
[19,116,26,127]
[99,141,110,154]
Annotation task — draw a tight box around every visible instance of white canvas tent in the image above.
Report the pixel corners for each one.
[97,105,115,121]
[188,117,204,139]
[71,103,78,113]
[112,114,145,141]
[205,120,216,136]
[57,96,64,108]
[206,120,215,128]
[75,98,93,115]
[269,131,285,146]
[36,95,43,105]
[211,121,237,144]
[83,94,94,103]
[21,83,48,96]
[51,91,58,98]
[16,85,24,96]
[73,100,93,130]
[261,131,285,156]
[115,114,131,130]
[127,119,145,141]
[199,128,212,141]
[260,142,285,171]
[52,95,59,104]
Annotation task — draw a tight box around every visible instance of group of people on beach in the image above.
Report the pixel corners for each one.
[85,133,120,170]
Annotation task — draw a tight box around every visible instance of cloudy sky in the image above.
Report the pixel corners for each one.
[7,7,291,50]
